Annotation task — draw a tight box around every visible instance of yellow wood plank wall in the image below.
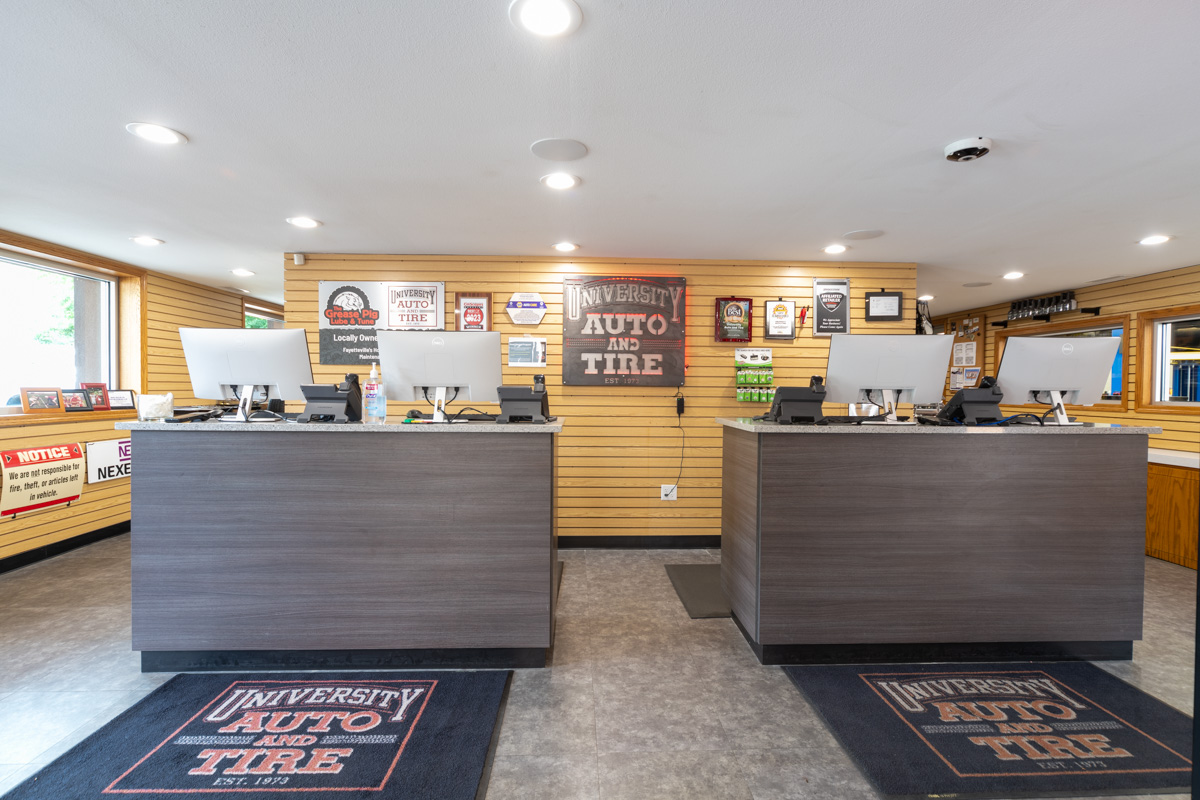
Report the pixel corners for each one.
[145,274,246,404]
[932,263,1200,452]
[285,255,917,539]
[0,415,135,560]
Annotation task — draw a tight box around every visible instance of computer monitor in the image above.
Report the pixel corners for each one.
[376,331,502,422]
[822,334,954,423]
[996,336,1121,425]
[180,328,314,422]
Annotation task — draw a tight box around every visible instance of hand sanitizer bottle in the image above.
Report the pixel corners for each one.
[364,363,386,424]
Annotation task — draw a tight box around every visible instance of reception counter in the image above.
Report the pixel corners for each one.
[716,419,1160,665]
[118,419,561,671]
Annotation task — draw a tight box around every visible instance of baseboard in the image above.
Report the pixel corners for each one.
[141,647,547,672]
[557,535,721,549]
[731,613,1133,665]
[0,521,130,575]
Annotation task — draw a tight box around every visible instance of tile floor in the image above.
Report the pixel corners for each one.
[0,535,1193,799]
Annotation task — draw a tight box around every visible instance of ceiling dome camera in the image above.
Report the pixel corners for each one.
[944,137,993,162]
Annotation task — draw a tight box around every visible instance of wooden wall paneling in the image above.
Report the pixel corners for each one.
[1146,464,1199,569]
[143,274,247,404]
[932,263,1200,454]
[0,418,135,560]
[284,255,917,538]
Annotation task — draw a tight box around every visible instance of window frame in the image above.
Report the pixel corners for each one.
[1136,302,1200,415]
[993,313,1131,412]
[0,252,120,400]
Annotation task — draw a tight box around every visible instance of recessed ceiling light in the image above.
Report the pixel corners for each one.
[509,0,582,36]
[540,172,579,190]
[130,236,163,246]
[552,242,578,252]
[823,244,847,254]
[223,286,251,294]
[1003,271,1024,280]
[286,217,322,228]
[962,282,992,288]
[230,269,255,277]
[125,122,188,145]
[531,138,589,161]
[842,229,884,240]
[918,295,934,302]
[1138,235,1171,245]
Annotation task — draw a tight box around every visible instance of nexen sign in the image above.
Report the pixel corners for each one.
[87,439,133,484]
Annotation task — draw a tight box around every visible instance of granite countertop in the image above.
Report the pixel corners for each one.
[716,417,1161,434]
[117,418,563,433]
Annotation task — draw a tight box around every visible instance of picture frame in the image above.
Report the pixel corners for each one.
[865,290,904,322]
[715,297,753,342]
[455,293,492,332]
[80,383,110,411]
[763,299,796,340]
[61,389,94,412]
[107,389,137,410]
[20,388,64,413]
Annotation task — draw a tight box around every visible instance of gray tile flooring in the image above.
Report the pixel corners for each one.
[0,536,1193,799]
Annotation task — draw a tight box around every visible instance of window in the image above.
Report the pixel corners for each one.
[1150,314,1200,404]
[0,255,117,408]
[244,302,284,330]
[994,314,1130,409]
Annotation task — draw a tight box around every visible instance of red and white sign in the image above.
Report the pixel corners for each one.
[1,443,85,517]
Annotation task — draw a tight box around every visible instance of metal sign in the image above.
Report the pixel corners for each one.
[505,292,548,325]
[86,439,132,483]
[1,443,84,518]
[813,278,850,336]
[562,276,686,386]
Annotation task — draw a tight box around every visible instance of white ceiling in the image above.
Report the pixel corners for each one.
[2,0,1199,311]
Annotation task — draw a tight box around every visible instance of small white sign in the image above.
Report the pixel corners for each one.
[506,292,548,325]
[87,439,132,483]
[508,337,548,367]
[734,348,772,366]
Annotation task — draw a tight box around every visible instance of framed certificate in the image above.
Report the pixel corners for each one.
[763,299,796,340]
[865,291,903,322]
[455,293,492,331]
[715,297,753,342]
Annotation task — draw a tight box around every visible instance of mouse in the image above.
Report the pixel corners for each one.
[406,409,422,419]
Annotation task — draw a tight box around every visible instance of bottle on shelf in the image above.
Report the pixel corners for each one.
[363,363,387,424]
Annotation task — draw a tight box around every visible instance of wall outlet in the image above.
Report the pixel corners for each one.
[660,484,678,501]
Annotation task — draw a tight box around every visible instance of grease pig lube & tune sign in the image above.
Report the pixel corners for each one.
[562,276,686,386]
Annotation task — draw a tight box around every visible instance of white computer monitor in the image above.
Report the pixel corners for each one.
[180,328,314,421]
[996,336,1121,425]
[376,331,502,422]
[823,334,954,422]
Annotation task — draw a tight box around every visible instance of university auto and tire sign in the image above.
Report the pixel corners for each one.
[562,276,686,386]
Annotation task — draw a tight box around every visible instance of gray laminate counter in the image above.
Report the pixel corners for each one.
[719,417,1151,665]
[123,419,560,671]
[716,417,1159,434]
[118,418,563,433]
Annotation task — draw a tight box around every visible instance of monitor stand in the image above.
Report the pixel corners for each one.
[428,387,448,423]
[233,384,259,422]
[857,389,916,425]
[1044,390,1082,426]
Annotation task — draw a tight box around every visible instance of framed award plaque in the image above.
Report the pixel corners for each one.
[715,297,753,342]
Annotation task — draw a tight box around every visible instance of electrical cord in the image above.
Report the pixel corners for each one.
[672,390,685,493]
[447,406,496,422]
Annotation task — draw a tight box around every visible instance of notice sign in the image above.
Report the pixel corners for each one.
[1,443,84,518]
[813,278,850,336]
[87,438,132,483]
[105,677,436,794]
[562,276,686,386]
[318,281,445,365]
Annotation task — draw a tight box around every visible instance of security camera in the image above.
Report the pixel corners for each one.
[944,137,992,162]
